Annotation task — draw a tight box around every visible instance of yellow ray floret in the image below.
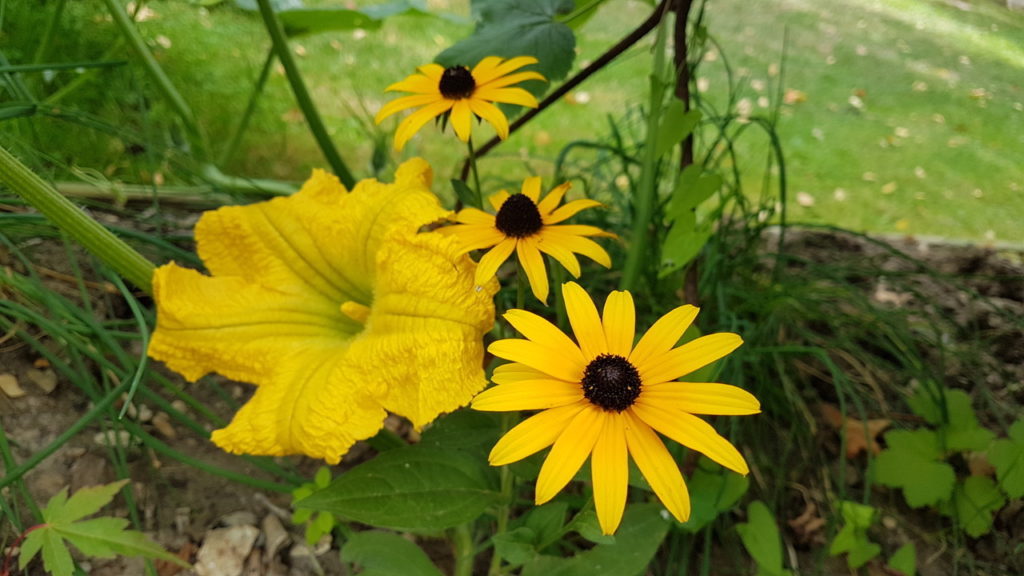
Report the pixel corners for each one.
[149,159,497,464]
[375,56,545,150]
[473,281,759,534]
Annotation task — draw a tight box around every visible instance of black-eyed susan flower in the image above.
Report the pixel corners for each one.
[148,159,497,464]
[374,56,545,150]
[436,177,613,303]
[472,281,759,535]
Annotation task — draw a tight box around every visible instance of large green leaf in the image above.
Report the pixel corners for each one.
[295,446,499,531]
[939,476,1006,537]
[654,102,701,160]
[340,531,444,576]
[907,388,994,452]
[989,419,1024,498]
[736,501,792,576]
[520,504,669,576]
[436,0,575,91]
[873,429,956,508]
[679,458,749,533]
[236,0,435,37]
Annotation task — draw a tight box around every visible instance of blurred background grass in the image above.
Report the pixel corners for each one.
[2,0,1021,240]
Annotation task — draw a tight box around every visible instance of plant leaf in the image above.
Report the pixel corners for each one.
[940,476,1006,537]
[666,164,722,220]
[47,480,128,524]
[295,445,498,531]
[874,429,956,507]
[989,420,1024,498]
[887,542,916,576]
[492,527,539,566]
[828,501,880,570]
[907,388,994,451]
[340,531,444,576]
[680,459,749,533]
[736,501,791,576]
[654,102,701,159]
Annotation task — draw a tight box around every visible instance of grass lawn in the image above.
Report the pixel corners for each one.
[2,0,1022,241]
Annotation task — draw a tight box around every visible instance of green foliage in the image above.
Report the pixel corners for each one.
[295,445,498,532]
[492,502,569,566]
[18,480,188,576]
[874,429,956,508]
[653,103,701,160]
[340,531,444,576]
[887,542,917,576]
[736,501,792,576]
[518,504,669,576]
[274,0,435,38]
[907,388,994,452]
[659,162,723,277]
[678,458,749,533]
[436,0,574,91]
[828,501,881,570]
[939,476,1006,538]
[988,420,1024,499]
[292,467,336,546]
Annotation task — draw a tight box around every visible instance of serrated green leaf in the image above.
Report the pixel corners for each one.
[874,429,956,507]
[436,0,574,92]
[48,480,128,525]
[990,420,1024,498]
[736,501,790,576]
[341,531,444,576]
[654,102,701,159]
[295,446,498,531]
[887,542,916,576]
[945,476,1006,537]
[493,527,538,565]
[680,459,749,533]
[521,504,669,576]
[40,529,75,576]
[907,388,993,451]
[18,528,47,571]
[57,517,184,564]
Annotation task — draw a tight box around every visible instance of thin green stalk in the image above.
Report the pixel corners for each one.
[100,0,206,157]
[620,12,671,292]
[0,418,41,523]
[0,145,155,292]
[465,139,483,209]
[31,0,68,65]
[219,49,276,167]
[487,411,515,576]
[43,41,125,105]
[254,0,355,189]
[452,523,475,576]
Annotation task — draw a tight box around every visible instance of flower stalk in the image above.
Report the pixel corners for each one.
[0,145,155,293]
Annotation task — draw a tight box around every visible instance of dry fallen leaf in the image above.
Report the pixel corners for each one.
[820,403,891,459]
[0,373,27,398]
[788,499,827,544]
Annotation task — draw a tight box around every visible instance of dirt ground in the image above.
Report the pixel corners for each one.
[1,226,1021,575]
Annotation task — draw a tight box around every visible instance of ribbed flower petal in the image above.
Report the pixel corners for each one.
[479,70,545,90]
[517,237,550,303]
[468,98,509,140]
[521,176,542,203]
[435,225,504,253]
[375,94,440,124]
[488,339,586,382]
[536,240,581,278]
[536,406,604,504]
[449,100,474,142]
[489,403,585,465]
[638,333,744,386]
[536,182,571,216]
[472,379,583,411]
[416,63,445,81]
[474,55,538,85]
[383,74,438,95]
[628,305,699,368]
[592,414,628,535]
[632,403,749,475]
[474,87,539,108]
[491,362,552,384]
[623,410,691,522]
[538,229,612,268]
[641,382,761,415]
[488,190,511,212]
[504,309,587,367]
[475,237,516,285]
[453,207,495,225]
[545,199,604,224]
[563,281,608,359]
[394,100,454,150]
[602,290,635,358]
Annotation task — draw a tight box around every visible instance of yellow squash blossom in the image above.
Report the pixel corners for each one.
[375,56,544,150]
[437,177,612,303]
[473,282,759,534]
[149,159,497,464]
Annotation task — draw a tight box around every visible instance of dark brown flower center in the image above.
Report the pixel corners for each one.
[494,194,543,238]
[439,66,476,99]
[581,354,642,412]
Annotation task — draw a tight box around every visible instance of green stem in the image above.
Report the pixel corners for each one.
[0,145,155,293]
[100,0,205,157]
[219,49,276,167]
[43,41,125,105]
[254,0,355,189]
[32,0,68,65]
[453,523,475,576]
[620,11,670,292]
[465,139,483,209]
[487,411,515,576]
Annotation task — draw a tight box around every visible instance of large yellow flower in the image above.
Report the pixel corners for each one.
[436,177,612,303]
[472,282,759,535]
[149,159,497,464]
[374,56,544,150]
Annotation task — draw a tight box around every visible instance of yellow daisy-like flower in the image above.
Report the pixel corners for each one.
[148,159,497,464]
[436,177,612,303]
[472,282,760,535]
[374,56,545,151]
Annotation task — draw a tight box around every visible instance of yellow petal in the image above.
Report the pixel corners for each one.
[375,94,440,124]
[488,338,585,382]
[628,305,699,368]
[545,199,603,224]
[472,379,583,411]
[592,414,628,534]
[394,99,454,150]
[450,99,473,142]
[468,98,509,140]
[475,237,516,285]
[503,309,587,367]
[623,410,690,522]
[383,74,438,95]
[474,86,539,108]
[489,403,585,465]
[473,55,539,85]
[562,281,608,359]
[536,240,581,278]
[453,207,495,225]
[297,169,345,198]
[521,176,543,203]
[416,63,445,81]
[632,403,749,475]
[536,182,571,216]
[641,382,761,415]
[639,333,743,385]
[478,70,546,90]
[539,229,612,268]
[517,237,549,303]
[602,290,635,358]
[488,190,511,212]
[469,56,504,84]
[491,362,553,384]
[438,224,504,253]
[536,406,604,504]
